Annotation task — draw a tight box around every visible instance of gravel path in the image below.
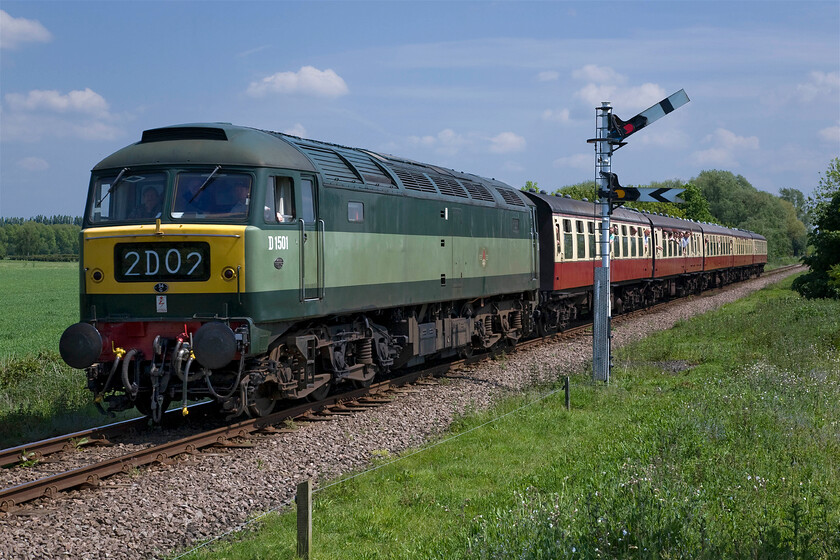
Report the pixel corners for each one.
[0,269,800,560]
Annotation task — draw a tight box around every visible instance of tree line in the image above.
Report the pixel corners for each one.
[0,219,81,260]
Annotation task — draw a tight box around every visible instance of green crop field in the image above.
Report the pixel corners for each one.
[0,260,79,357]
[0,260,123,447]
[180,274,840,560]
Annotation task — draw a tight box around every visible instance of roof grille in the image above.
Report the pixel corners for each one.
[295,144,362,184]
[497,188,526,206]
[430,175,469,198]
[460,180,495,202]
[140,127,228,143]
[393,168,438,193]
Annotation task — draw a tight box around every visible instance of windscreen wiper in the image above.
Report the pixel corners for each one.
[95,167,129,206]
[189,165,222,203]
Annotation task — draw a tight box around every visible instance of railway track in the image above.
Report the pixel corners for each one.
[0,265,801,513]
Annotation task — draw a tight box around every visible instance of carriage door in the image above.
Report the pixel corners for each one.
[299,177,323,301]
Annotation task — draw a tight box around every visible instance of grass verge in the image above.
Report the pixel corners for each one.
[179,274,839,559]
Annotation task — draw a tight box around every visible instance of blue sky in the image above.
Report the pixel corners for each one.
[1,1,838,218]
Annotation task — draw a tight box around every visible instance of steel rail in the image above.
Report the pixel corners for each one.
[0,367,442,512]
[0,402,214,468]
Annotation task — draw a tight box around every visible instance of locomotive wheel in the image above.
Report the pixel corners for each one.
[351,378,373,389]
[306,380,331,402]
[247,383,276,417]
[351,365,377,389]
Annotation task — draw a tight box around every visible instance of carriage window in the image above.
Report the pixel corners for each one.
[555,222,561,255]
[576,220,586,259]
[563,219,573,259]
[588,222,595,259]
[348,201,364,223]
[621,225,628,258]
[264,177,295,223]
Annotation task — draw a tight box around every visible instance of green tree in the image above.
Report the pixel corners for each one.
[14,222,45,257]
[779,187,810,228]
[693,169,807,261]
[555,180,598,201]
[680,183,715,223]
[793,158,840,299]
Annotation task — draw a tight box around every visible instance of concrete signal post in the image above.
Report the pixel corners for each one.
[589,90,690,383]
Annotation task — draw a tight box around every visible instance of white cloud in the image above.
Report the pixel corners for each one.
[819,123,840,143]
[636,127,692,149]
[691,128,759,167]
[247,66,349,98]
[0,10,52,50]
[572,64,625,85]
[569,64,666,111]
[796,71,840,102]
[1,112,122,142]
[5,88,111,118]
[537,70,559,82]
[575,82,665,111]
[708,128,760,150]
[542,108,571,124]
[407,129,525,156]
[489,132,526,154]
[408,128,470,156]
[17,156,49,171]
[553,153,592,171]
[2,88,121,142]
[283,123,307,137]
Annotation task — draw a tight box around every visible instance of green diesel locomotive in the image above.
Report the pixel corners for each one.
[59,123,539,419]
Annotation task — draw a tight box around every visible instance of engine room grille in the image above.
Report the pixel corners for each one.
[338,150,395,188]
[497,187,526,206]
[296,144,363,184]
[460,180,495,202]
[430,175,469,199]
[393,168,438,193]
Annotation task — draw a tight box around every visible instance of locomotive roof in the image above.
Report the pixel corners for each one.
[93,124,317,172]
[94,123,532,211]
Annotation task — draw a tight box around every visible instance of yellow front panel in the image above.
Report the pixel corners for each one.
[83,224,247,294]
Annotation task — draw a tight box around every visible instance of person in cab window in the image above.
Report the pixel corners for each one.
[131,187,162,219]
[229,180,250,216]
[177,177,211,214]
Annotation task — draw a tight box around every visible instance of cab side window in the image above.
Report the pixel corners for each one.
[300,178,316,223]
[265,176,295,223]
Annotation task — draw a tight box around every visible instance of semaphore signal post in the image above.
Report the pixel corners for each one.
[589,90,690,383]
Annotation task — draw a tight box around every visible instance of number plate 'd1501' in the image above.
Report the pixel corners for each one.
[114,242,211,282]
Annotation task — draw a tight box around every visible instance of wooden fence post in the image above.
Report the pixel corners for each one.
[297,478,312,559]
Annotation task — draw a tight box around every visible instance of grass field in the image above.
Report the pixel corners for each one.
[179,274,840,559]
[0,260,79,357]
[0,260,124,446]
